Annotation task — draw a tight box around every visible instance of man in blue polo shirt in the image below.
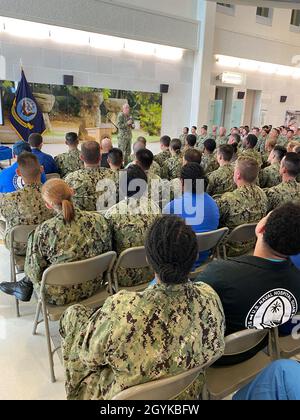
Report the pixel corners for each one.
[0,141,46,193]
[163,162,220,268]
[28,133,58,174]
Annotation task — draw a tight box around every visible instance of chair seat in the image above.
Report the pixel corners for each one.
[47,287,110,321]
[279,335,300,358]
[206,351,272,400]
[15,255,25,273]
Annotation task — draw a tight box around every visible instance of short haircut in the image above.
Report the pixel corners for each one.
[231,143,238,154]
[181,162,208,193]
[160,135,171,147]
[246,134,258,149]
[108,148,123,167]
[192,126,197,131]
[121,164,148,199]
[264,203,300,256]
[218,144,234,162]
[184,149,202,165]
[236,157,259,183]
[294,146,300,155]
[17,152,40,179]
[204,138,216,153]
[145,216,198,285]
[170,138,182,155]
[81,141,100,164]
[133,141,145,154]
[136,136,147,146]
[186,134,197,147]
[288,129,294,134]
[28,133,43,148]
[12,141,31,156]
[282,153,300,177]
[273,145,287,162]
[136,148,154,171]
[65,132,78,145]
[202,125,208,131]
[232,133,241,144]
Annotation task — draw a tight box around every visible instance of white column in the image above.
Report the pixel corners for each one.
[190,1,216,127]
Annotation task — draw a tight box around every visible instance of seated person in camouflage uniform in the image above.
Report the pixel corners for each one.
[265,153,300,212]
[196,125,209,151]
[100,136,113,169]
[65,141,114,211]
[127,136,147,164]
[154,135,171,167]
[96,148,124,213]
[162,138,183,180]
[183,134,197,154]
[0,179,112,305]
[216,127,228,147]
[242,134,263,168]
[256,126,269,153]
[171,148,202,198]
[0,152,52,252]
[201,138,219,175]
[127,140,161,178]
[54,132,84,178]
[179,127,189,147]
[105,165,160,287]
[59,215,225,400]
[259,145,286,188]
[216,157,268,257]
[207,145,236,197]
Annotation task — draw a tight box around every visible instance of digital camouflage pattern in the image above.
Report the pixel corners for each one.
[259,163,281,189]
[196,135,209,151]
[149,160,161,178]
[117,112,133,165]
[59,281,225,400]
[54,149,84,179]
[154,150,171,168]
[162,154,183,180]
[24,210,112,305]
[207,164,236,197]
[256,136,267,154]
[265,180,300,212]
[0,184,52,252]
[277,136,288,147]
[216,185,268,257]
[179,134,188,147]
[65,167,115,211]
[216,136,228,147]
[105,196,160,287]
[201,154,219,175]
[241,149,263,168]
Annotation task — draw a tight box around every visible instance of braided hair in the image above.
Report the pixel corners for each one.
[145,216,198,285]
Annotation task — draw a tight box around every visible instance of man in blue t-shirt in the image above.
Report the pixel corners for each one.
[163,162,220,268]
[29,133,58,174]
[0,141,46,193]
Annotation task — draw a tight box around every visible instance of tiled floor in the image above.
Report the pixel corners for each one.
[0,245,65,400]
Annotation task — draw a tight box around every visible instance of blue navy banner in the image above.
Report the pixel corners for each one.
[9,70,46,141]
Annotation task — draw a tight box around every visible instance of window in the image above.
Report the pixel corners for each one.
[217,3,235,16]
[291,10,300,29]
[256,7,273,26]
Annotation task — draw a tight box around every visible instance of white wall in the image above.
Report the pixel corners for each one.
[110,0,199,20]
[0,32,194,137]
[211,4,300,128]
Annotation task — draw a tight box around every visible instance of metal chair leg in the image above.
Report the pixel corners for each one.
[15,298,20,318]
[42,301,56,383]
[32,301,42,335]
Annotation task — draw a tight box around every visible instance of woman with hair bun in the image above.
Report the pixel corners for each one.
[1,179,112,305]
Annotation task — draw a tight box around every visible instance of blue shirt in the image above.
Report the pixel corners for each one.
[0,162,46,193]
[291,255,300,270]
[31,149,58,174]
[163,192,220,268]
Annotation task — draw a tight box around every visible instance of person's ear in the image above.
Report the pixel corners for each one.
[70,188,75,197]
[80,154,84,162]
[40,165,44,174]
[45,201,53,210]
[16,168,21,177]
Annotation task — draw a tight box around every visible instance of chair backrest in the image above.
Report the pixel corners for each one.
[40,252,117,291]
[224,329,269,356]
[114,247,148,270]
[9,225,37,249]
[196,228,229,253]
[226,223,257,243]
[112,355,220,401]
[45,173,61,180]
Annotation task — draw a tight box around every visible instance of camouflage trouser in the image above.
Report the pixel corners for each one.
[59,304,98,400]
[118,135,132,166]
